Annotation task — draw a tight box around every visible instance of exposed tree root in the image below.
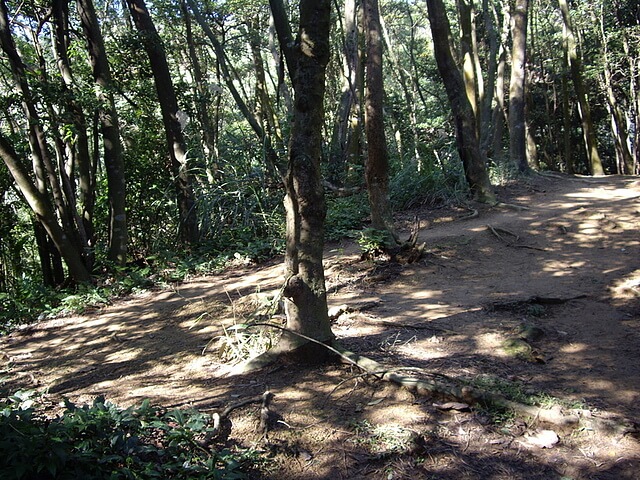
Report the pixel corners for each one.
[332,344,637,436]
[229,324,637,437]
[486,294,589,312]
[487,224,547,251]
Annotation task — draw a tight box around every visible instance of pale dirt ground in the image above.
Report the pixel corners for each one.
[2,173,640,479]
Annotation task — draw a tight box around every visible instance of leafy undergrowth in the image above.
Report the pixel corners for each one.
[0,391,261,480]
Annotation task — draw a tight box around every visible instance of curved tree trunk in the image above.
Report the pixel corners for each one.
[52,0,95,270]
[0,0,90,284]
[180,0,219,180]
[127,0,200,245]
[426,0,495,202]
[186,0,284,178]
[0,134,92,283]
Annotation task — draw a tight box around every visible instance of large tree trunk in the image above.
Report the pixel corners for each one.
[508,0,529,172]
[426,0,495,202]
[364,0,397,243]
[77,0,128,264]
[127,0,200,245]
[456,0,479,124]
[559,0,604,176]
[269,0,334,360]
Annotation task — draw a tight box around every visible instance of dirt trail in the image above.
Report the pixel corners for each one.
[2,173,640,479]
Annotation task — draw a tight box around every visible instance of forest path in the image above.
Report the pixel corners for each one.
[2,173,640,479]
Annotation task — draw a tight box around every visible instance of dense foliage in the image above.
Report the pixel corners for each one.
[0,0,637,327]
[0,391,257,479]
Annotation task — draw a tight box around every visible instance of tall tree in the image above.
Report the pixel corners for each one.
[266,0,334,360]
[0,0,91,284]
[186,0,285,177]
[508,0,529,172]
[364,0,398,244]
[52,0,95,270]
[329,0,362,185]
[558,0,605,176]
[0,134,92,284]
[126,0,200,244]
[180,0,219,180]
[77,0,128,265]
[426,0,495,202]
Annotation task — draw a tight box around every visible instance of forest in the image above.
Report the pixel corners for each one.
[0,0,639,478]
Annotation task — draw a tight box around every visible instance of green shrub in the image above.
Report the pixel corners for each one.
[0,391,258,479]
[389,162,467,210]
[325,192,369,241]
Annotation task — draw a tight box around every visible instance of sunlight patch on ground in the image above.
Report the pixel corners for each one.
[559,343,587,353]
[105,348,143,362]
[541,260,585,276]
[474,332,505,352]
[566,188,640,201]
[610,269,640,301]
[408,290,444,300]
[397,338,448,360]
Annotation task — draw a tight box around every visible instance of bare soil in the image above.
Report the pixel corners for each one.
[2,173,640,479]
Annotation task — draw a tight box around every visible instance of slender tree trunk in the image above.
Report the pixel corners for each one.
[380,11,421,167]
[269,0,334,359]
[329,0,361,186]
[180,0,218,179]
[490,4,510,162]
[599,6,633,174]
[187,0,284,178]
[77,0,128,264]
[0,0,90,284]
[52,0,95,270]
[248,15,285,162]
[561,62,574,173]
[127,0,200,245]
[508,0,529,172]
[480,0,498,156]
[559,0,604,176]
[426,0,495,202]
[0,134,92,283]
